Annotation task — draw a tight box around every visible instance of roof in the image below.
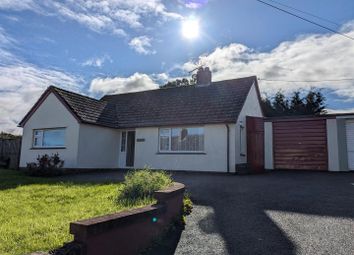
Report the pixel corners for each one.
[19,76,260,128]
[18,86,117,128]
[54,87,117,128]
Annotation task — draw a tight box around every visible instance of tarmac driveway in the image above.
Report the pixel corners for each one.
[172,171,354,255]
[62,170,354,255]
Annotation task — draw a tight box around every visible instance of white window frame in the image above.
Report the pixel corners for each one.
[158,127,205,153]
[33,130,43,148]
[159,128,172,152]
[32,128,66,148]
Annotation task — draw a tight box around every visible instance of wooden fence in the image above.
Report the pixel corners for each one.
[0,138,21,169]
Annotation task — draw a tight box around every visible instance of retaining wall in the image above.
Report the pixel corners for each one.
[70,182,185,255]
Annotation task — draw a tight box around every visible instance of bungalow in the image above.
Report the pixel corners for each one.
[18,68,264,172]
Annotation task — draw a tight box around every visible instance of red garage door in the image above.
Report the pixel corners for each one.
[247,116,264,173]
[273,119,328,171]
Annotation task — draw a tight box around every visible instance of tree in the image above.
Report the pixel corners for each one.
[261,95,276,117]
[261,88,327,117]
[0,132,21,139]
[303,88,327,115]
[272,90,289,116]
[160,74,196,89]
[289,91,306,115]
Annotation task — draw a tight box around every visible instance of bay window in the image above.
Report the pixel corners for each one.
[159,127,204,152]
[33,128,65,148]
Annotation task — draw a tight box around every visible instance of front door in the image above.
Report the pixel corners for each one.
[126,131,135,167]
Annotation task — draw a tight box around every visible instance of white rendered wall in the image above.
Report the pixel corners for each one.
[228,124,236,172]
[77,124,120,169]
[19,93,80,168]
[134,124,231,172]
[264,121,274,170]
[326,119,340,171]
[235,83,264,166]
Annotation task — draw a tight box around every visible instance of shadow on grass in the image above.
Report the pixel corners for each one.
[0,169,123,190]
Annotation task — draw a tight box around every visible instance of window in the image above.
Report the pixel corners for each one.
[33,128,65,148]
[159,129,170,151]
[159,127,204,152]
[121,131,126,152]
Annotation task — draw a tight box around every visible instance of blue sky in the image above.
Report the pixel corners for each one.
[0,0,354,133]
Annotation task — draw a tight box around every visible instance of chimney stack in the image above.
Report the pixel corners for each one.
[196,67,212,86]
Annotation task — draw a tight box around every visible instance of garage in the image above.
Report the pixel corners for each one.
[272,118,328,171]
[345,120,354,170]
[264,115,354,172]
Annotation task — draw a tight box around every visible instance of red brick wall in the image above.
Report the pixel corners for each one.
[70,182,185,255]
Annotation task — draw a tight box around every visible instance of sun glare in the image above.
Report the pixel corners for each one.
[181,17,200,40]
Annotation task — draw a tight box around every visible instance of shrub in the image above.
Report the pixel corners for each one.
[118,168,173,204]
[181,194,193,226]
[26,153,64,177]
[183,194,193,216]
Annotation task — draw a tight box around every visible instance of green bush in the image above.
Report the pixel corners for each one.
[118,168,173,204]
[26,153,64,177]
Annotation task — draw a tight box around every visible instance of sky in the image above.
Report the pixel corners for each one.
[0,0,354,133]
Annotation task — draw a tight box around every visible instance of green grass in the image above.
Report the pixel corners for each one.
[0,169,153,255]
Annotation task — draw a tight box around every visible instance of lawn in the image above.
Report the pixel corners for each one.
[0,169,153,255]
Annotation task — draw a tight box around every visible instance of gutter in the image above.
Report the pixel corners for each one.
[226,124,230,173]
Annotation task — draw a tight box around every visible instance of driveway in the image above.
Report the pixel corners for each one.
[62,170,354,255]
[172,171,354,255]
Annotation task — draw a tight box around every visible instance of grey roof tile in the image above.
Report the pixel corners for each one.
[23,76,258,128]
[101,76,257,128]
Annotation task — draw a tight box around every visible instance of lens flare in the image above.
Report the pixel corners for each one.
[181,17,200,40]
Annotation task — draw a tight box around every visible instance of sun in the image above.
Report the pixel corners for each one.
[181,17,200,40]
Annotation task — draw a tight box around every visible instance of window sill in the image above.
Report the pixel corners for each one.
[157,152,206,155]
[31,147,66,150]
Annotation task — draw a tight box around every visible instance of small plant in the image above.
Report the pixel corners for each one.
[26,153,64,177]
[181,194,193,226]
[183,194,193,216]
[118,168,173,204]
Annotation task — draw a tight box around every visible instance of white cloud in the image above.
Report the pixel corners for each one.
[181,0,209,9]
[182,21,354,101]
[0,0,182,36]
[0,0,39,11]
[151,72,170,84]
[82,55,112,68]
[0,27,82,134]
[129,36,156,55]
[327,108,354,114]
[0,27,16,46]
[4,15,20,22]
[113,9,142,28]
[0,65,82,134]
[89,72,159,97]
[58,7,109,31]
